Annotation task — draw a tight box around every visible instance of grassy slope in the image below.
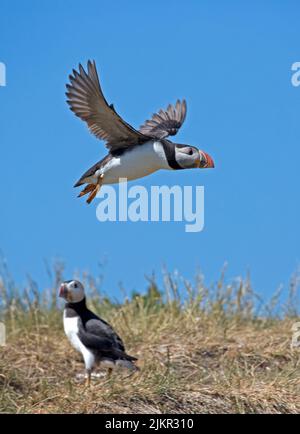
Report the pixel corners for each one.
[0,270,300,414]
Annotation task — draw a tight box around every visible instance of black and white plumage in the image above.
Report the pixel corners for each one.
[59,280,138,386]
[66,60,215,203]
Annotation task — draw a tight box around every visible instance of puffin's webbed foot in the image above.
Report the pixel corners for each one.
[78,184,95,198]
[85,369,92,388]
[78,183,101,204]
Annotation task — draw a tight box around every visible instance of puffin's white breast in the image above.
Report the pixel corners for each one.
[97,141,170,184]
[63,311,95,370]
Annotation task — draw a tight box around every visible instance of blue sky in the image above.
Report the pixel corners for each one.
[0,0,299,299]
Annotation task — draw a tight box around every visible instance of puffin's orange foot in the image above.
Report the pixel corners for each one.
[85,370,91,388]
[78,184,95,198]
[86,184,101,204]
[78,184,101,204]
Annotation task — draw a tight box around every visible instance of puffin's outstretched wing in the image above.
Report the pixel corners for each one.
[66,60,150,153]
[139,99,187,139]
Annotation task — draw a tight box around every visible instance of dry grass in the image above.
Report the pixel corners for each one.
[0,265,300,414]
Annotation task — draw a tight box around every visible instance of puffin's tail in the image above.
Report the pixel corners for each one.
[116,359,140,371]
[116,351,139,371]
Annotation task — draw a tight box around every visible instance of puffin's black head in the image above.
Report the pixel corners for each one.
[174,144,214,169]
[59,280,85,303]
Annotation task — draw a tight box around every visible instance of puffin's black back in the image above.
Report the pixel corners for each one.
[65,298,126,354]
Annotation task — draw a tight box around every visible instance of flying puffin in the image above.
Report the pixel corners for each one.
[59,280,138,386]
[66,60,215,204]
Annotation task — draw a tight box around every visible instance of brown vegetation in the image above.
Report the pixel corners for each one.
[0,266,299,413]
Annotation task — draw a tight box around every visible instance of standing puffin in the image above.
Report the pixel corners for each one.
[66,60,215,204]
[59,280,138,386]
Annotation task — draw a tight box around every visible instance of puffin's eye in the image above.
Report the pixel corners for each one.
[182,147,193,155]
[74,283,78,289]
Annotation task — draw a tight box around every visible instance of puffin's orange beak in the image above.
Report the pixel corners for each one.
[198,150,215,168]
[59,283,68,298]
